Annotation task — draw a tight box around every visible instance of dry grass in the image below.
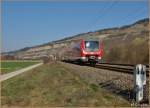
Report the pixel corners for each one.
[2,62,129,107]
[103,37,149,64]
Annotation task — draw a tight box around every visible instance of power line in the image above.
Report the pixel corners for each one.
[86,0,148,31]
[87,0,119,30]
[120,8,148,25]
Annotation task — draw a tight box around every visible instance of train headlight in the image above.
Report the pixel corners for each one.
[81,57,86,59]
[98,57,101,59]
[82,50,87,54]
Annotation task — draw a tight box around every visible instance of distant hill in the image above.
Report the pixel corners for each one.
[3,18,149,64]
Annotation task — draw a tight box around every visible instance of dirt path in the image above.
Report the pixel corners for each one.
[0,63,43,82]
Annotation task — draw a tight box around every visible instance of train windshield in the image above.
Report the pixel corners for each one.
[84,41,99,51]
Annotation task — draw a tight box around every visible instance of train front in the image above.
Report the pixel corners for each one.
[80,39,103,65]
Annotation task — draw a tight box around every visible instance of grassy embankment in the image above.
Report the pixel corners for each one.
[102,37,149,64]
[2,62,130,107]
[1,60,41,74]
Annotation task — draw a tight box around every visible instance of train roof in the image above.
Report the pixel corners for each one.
[83,38,100,41]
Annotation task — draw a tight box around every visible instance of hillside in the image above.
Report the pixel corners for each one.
[4,18,149,64]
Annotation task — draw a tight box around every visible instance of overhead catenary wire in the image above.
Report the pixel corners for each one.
[87,0,119,30]
[86,0,147,31]
[120,8,148,25]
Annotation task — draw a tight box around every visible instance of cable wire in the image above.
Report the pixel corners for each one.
[87,0,119,30]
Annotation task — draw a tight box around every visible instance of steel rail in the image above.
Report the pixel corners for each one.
[99,63,149,68]
[96,64,149,77]
[62,60,149,76]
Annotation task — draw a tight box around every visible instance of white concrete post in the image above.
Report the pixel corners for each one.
[134,64,146,103]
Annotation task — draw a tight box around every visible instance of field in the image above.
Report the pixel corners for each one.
[1,62,130,107]
[1,60,41,74]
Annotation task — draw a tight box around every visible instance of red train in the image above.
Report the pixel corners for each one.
[64,39,103,66]
[80,39,103,65]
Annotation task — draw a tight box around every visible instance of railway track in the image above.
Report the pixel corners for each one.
[96,63,149,77]
[62,61,149,103]
[98,63,149,68]
[62,60,149,76]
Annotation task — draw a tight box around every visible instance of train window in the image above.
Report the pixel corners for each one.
[85,42,90,48]
[84,41,99,51]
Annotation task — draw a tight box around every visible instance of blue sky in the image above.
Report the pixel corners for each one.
[2,0,149,52]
